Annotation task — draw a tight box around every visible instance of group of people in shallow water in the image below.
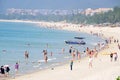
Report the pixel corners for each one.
[69,48,81,61]
[0,62,19,77]
[0,65,10,77]
[1,36,119,77]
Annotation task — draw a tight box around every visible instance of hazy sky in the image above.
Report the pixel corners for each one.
[0,0,120,11]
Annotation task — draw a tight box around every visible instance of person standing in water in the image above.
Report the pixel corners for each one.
[45,55,48,63]
[25,51,29,59]
[0,66,6,77]
[24,51,29,64]
[5,65,10,76]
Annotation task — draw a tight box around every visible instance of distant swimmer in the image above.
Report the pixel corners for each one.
[26,43,31,47]
[2,50,7,53]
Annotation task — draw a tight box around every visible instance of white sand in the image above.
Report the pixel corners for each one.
[0,20,120,80]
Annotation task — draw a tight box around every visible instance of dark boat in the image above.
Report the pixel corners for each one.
[65,40,86,45]
[74,37,85,39]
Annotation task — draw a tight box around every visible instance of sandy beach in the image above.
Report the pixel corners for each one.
[0,20,120,80]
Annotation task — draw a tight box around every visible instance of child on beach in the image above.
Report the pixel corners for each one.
[15,62,19,74]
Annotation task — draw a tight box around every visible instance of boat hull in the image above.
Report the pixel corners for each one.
[65,41,86,45]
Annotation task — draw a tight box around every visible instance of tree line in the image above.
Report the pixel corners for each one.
[0,7,120,24]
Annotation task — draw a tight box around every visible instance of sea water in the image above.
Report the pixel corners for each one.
[0,22,105,75]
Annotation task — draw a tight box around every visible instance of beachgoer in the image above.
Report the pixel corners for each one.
[45,55,48,63]
[110,53,113,62]
[15,62,19,74]
[77,51,81,62]
[0,66,6,77]
[86,47,90,56]
[118,44,120,50]
[114,52,118,61]
[70,60,73,70]
[4,65,10,76]
[117,39,119,43]
[25,51,29,59]
[105,39,108,44]
[82,50,86,57]
[114,39,116,43]
[88,56,93,68]
[43,50,47,56]
[69,47,72,54]
[94,47,98,58]
[72,50,76,60]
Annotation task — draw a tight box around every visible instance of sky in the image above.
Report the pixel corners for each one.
[0,0,120,12]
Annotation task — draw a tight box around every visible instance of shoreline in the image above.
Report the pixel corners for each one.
[0,19,120,80]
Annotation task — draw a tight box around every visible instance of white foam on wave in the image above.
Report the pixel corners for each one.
[37,58,57,62]
[33,65,40,68]
[48,58,56,61]
[64,56,70,59]
[37,60,44,62]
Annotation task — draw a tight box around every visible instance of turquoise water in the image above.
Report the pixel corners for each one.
[0,22,105,74]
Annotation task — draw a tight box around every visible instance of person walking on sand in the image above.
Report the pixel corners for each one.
[70,60,73,70]
[88,56,93,68]
[88,51,93,68]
